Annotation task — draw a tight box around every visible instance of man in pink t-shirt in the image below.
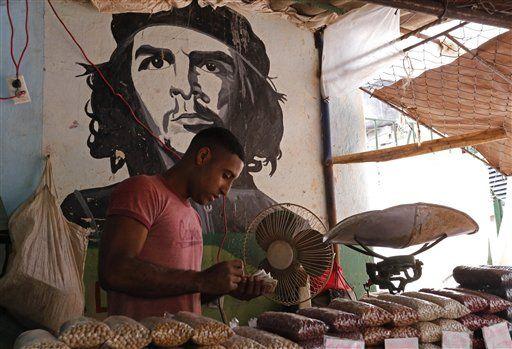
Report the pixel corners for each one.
[99,127,266,320]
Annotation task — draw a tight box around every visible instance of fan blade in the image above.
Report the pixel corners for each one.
[255,224,272,251]
[293,228,324,248]
[292,264,309,288]
[255,209,308,251]
[294,229,334,277]
[259,258,285,281]
[275,279,292,303]
[255,217,274,251]
[260,258,287,301]
[273,262,309,303]
[258,258,272,274]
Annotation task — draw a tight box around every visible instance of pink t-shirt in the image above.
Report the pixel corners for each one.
[106,174,203,320]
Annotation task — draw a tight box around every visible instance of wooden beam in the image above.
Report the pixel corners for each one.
[359,88,495,169]
[332,128,507,165]
[359,0,512,29]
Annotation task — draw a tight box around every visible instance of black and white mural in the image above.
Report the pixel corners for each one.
[44,0,321,320]
[61,3,287,236]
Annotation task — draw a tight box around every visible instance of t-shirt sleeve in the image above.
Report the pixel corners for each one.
[194,209,202,228]
[107,176,161,230]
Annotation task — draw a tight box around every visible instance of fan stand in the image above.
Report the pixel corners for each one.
[298,277,312,309]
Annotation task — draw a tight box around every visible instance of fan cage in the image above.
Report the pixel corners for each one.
[243,203,335,306]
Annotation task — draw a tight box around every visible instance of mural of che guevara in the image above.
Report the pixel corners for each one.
[61,2,287,244]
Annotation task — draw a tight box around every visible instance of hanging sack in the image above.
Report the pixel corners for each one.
[0,157,88,333]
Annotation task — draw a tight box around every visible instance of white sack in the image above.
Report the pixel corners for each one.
[322,4,402,98]
[0,158,88,333]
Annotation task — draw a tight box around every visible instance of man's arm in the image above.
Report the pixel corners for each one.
[99,215,243,298]
[201,276,269,304]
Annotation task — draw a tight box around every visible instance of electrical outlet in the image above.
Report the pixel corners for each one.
[6,75,31,104]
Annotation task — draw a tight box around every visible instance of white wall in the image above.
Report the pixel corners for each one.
[331,91,369,220]
[327,92,495,293]
[42,0,324,322]
[330,90,373,296]
[43,1,325,221]
[366,149,493,291]
[329,90,493,294]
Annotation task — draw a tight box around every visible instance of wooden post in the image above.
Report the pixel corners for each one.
[332,128,507,165]
[359,0,512,29]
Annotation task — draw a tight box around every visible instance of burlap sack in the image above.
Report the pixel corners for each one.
[0,158,88,333]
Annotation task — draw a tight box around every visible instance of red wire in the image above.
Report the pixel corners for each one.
[46,0,182,160]
[6,0,29,79]
[0,90,25,100]
[0,95,17,101]
[47,0,231,265]
[19,0,30,76]
[6,0,16,75]
[2,0,29,102]
[0,91,25,101]
[216,195,229,263]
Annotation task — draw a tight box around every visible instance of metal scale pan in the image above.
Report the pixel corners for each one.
[323,203,479,293]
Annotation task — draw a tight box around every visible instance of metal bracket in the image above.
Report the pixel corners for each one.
[366,256,423,293]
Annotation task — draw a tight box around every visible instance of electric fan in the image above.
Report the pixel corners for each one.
[244,202,478,298]
[243,203,335,306]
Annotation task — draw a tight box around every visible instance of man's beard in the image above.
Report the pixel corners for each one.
[162,98,225,134]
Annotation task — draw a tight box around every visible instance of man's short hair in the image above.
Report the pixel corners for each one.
[188,127,245,162]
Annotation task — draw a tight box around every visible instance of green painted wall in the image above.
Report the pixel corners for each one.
[339,245,373,298]
[82,233,283,323]
[202,244,283,324]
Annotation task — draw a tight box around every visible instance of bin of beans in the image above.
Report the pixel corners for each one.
[402,291,470,319]
[456,314,486,331]
[256,311,328,342]
[411,322,442,343]
[103,316,151,349]
[222,334,265,349]
[58,317,113,348]
[140,316,194,347]
[297,307,363,333]
[453,265,512,288]
[362,326,391,346]
[480,313,509,327]
[449,288,512,313]
[361,297,419,326]
[433,319,470,333]
[174,311,234,346]
[376,294,444,322]
[296,337,325,349]
[14,330,70,349]
[328,298,393,327]
[419,288,488,313]
[389,326,421,338]
[233,326,299,349]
